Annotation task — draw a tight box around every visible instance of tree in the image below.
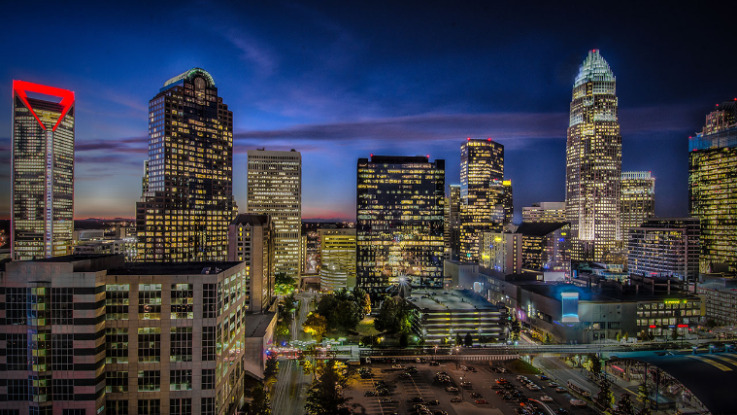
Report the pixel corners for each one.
[264,353,279,382]
[247,383,271,415]
[274,272,297,296]
[617,393,635,415]
[352,287,371,316]
[589,354,602,378]
[464,332,473,347]
[374,296,416,335]
[314,290,362,333]
[305,360,351,415]
[303,313,328,341]
[595,376,612,409]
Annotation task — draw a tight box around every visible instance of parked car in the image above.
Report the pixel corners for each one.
[570,399,587,407]
[475,399,488,404]
[539,395,554,402]
[450,397,462,403]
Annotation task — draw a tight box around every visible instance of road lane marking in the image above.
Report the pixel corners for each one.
[688,355,732,371]
[704,354,737,369]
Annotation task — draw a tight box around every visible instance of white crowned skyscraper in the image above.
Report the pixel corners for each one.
[565,50,622,261]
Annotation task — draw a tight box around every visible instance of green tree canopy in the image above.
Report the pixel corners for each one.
[304,360,350,415]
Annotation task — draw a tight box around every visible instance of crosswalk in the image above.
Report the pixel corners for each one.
[686,354,737,371]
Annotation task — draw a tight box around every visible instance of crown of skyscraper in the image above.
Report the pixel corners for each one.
[574,49,615,88]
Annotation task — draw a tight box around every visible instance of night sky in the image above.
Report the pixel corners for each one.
[1,1,735,221]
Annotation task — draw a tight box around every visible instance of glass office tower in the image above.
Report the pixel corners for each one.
[356,155,445,295]
[460,138,505,263]
[565,50,622,261]
[12,80,75,260]
[689,100,737,272]
[136,68,237,262]
[246,149,302,277]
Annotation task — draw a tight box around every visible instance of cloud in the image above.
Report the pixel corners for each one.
[234,104,701,151]
[223,28,278,75]
[75,135,147,154]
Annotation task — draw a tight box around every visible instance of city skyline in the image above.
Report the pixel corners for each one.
[1,2,736,221]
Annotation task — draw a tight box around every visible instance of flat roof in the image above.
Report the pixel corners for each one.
[244,312,276,338]
[110,262,242,275]
[407,288,500,311]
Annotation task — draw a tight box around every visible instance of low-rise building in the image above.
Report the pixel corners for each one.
[319,228,356,291]
[406,288,507,343]
[697,277,737,326]
[449,265,701,344]
[627,217,700,281]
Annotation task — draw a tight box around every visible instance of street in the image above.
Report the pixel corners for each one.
[272,290,317,415]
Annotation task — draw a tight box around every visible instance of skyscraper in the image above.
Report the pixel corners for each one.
[620,171,655,238]
[689,100,737,272]
[448,184,462,260]
[11,80,75,260]
[565,50,622,261]
[460,138,504,263]
[246,149,302,277]
[356,155,445,295]
[136,68,237,262]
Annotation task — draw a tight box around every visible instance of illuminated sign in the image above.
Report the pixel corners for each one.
[561,292,579,323]
[13,80,74,131]
[664,299,687,305]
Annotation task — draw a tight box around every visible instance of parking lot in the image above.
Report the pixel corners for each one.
[344,359,599,415]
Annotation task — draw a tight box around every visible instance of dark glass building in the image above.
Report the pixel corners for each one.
[11,80,75,260]
[136,68,237,262]
[356,155,445,295]
[460,138,504,263]
[689,100,737,272]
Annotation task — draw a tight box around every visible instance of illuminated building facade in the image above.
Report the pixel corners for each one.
[407,288,507,344]
[621,171,655,237]
[460,138,505,263]
[246,149,302,277]
[522,202,566,223]
[11,80,75,260]
[136,68,237,262]
[319,228,356,291]
[565,50,622,262]
[500,180,514,225]
[689,101,737,272]
[518,222,571,274]
[479,231,522,274]
[627,217,700,281]
[447,184,461,260]
[356,155,445,295]
[228,214,274,312]
[0,255,248,415]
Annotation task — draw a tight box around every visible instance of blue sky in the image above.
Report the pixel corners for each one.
[1,1,734,220]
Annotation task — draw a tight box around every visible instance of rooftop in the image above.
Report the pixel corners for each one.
[110,261,242,275]
[515,221,568,237]
[232,213,270,227]
[407,288,500,312]
[244,312,277,338]
[574,49,615,88]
